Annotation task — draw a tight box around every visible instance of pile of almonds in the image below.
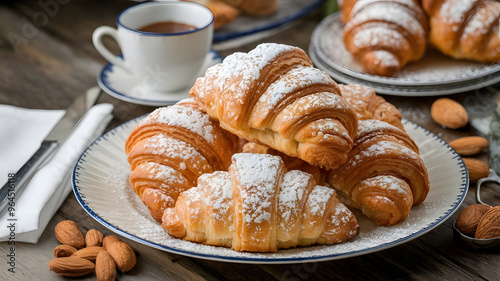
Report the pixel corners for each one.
[431,98,490,182]
[49,220,137,280]
[455,205,500,239]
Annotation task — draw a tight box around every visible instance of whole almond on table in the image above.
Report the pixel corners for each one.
[462,158,490,183]
[107,241,137,272]
[48,256,95,277]
[55,220,86,249]
[53,244,78,258]
[96,250,117,281]
[475,206,500,239]
[85,228,104,247]
[71,246,104,262]
[449,136,489,156]
[431,98,469,129]
[102,234,122,250]
[455,204,492,235]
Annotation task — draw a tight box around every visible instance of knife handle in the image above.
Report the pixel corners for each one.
[0,140,58,216]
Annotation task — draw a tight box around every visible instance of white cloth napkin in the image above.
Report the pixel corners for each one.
[0,103,113,243]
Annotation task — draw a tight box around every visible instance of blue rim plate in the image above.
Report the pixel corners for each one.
[310,12,500,90]
[97,50,222,106]
[310,45,500,96]
[72,117,468,264]
[212,0,325,42]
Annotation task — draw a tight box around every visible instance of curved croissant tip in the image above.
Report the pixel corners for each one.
[161,208,186,238]
[362,50,401,77]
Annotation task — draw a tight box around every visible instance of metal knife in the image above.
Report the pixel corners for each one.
[476,102,500,205]
[465,86,500,136]
[0,86,101,215]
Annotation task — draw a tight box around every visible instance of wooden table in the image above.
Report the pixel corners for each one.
[1,0,499,280]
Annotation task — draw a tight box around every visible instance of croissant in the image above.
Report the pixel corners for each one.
[219,0,277,16]
[182,0,239,29]
[327,119,430,226]
[422,0,500,63]
[162,153,360,252]
[338,84,404,130]
[341,0,429,76]
[124,99,240,222]
[190,43,358,170]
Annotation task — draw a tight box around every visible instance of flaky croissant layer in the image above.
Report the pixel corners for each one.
[190,43,358,170]
[162,153,360,252]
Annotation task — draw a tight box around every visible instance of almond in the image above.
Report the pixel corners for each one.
[85,229,104,247]
[475,206,500,239]
[449,136,488,156]
[48,256,95,277]
[462,158,490,183]
[102,235,122,250]
[71,246,104,262]
[53,244,78,258]
[431,98,469,129]
[55,220,86,249]
[455,204,492,235]
[107,241,137,272]
[96,250,117,281]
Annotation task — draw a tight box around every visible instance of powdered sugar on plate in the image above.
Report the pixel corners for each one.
[72,117,467,263]
[310,12,500,87]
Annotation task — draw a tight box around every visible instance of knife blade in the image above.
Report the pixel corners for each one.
[489,104,500,175]
[0,86,101,216]
[465,86,500,136]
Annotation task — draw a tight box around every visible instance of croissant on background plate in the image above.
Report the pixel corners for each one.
[162,153,360,252]
[341,0,429,76]
[124,99,240,222]
[422,0,500,63]
[183,0,278,29]
[190,43,359,170]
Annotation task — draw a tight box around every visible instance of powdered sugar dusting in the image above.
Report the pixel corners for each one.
[373,50,399,67]
[144,134,211,173]
[359,175,411,197]
[278,170,310,225]
[353,27,404,50]
[307,185,334,216]
[217,43,297,102]
[139,105,215,144]
[232,153,282,224]
[256,65,335,115]
[439,0,475,24]
[462,2,500,39]
[348,2,424,38]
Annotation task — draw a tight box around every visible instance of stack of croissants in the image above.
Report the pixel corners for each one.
[341,0,500,76]
[124,43,430,253]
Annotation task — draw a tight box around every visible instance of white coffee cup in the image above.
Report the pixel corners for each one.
[92,1,214,92]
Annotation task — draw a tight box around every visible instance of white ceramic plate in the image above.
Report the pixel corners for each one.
[72,117,468,264]
[310,47,500,96]
[97,50,222,106]
[150,0,325,44]
[310,12,500,89]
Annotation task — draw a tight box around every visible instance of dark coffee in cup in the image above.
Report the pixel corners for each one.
[138,21,197,33]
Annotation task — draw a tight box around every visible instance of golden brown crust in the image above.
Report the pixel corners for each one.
[339,84,405,131]
[422,0,500,63]
[190,43,358,170]
[342,0,429,76]
[161,153,359,252]
[327,119,430,226]
[220,0,278,16]
[125,100,240,222]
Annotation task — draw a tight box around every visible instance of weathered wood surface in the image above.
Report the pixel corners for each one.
[0,0,498,280]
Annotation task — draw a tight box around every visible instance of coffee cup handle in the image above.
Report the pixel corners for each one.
[92,26,130,73]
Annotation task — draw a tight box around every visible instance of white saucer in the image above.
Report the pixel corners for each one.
[97,50,223,106]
